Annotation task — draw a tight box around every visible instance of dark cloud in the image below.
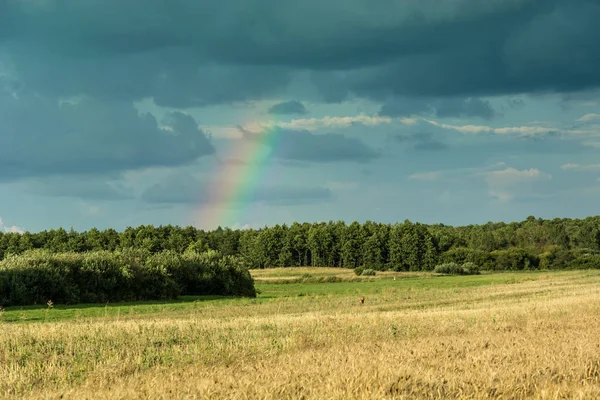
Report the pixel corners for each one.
[380,97,496,119]
[507,98,526,109]
[0,89,215,180]
[241,127,380,163]
[0,0,598,108]
[274,130,380,163]
[141,173,332,205]
[558,89,600,110]
[268,100,308,115]
[435,98,496,120]
[379,98,432,118]
[310,1,600,100]
[5,46,292,108]
[0,1,532,67]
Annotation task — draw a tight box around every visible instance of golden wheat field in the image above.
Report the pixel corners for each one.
[2,269,600,399]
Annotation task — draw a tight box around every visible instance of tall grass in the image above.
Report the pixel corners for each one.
[0,249,255,306]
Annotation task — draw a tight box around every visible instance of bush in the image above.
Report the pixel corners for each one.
[176,249,256,297]
[570,253,600,270]
[490,248,540,271]
[434,262,464,275]
[0,249,256,307]
[361,268,377,276]
[433,262,480,275]
[441,248,493,270]
[354,267,365,276]
[461,262,480,275]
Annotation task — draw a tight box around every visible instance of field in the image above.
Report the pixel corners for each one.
[2,268,600,399]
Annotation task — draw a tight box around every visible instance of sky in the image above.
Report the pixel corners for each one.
[1,0,600,233]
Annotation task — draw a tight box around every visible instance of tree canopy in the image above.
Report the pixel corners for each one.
[1,216,599,271]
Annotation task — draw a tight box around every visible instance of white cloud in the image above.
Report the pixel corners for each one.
[268,114,393,131]
[229,222,252,230]
[493,126,555,135]
[207,114,398,138]
[577,113,600,122]
[424,120,493,134]
[0,217,26,234]
[4,225,25,234]
[487,167,548,182]
[485,167,552,202]
[561,163,600,172]
[408,171,443,181]
[399,118,418,125]
[424,119,597,137]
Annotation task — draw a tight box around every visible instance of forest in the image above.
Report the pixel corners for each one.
[1,215,599,271]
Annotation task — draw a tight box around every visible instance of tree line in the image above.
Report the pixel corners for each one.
[1,215,599,271]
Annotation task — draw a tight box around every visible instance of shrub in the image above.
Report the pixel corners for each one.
[0,249,256,307]
[441,248,493,270]
[434,262,464,275]
[175,249,256,297]
[434,262,480,275]
[570,253,600,270]
[354,267,365,276]
[461,262,480,275]
[490,248,540,271]
[361,269,377,276]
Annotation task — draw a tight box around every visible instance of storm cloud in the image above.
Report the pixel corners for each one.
[268,100,308,115]
[0,89,215,179]
[380,97,496,119]
[0,0,599,108]
[2,0,600,231]
[241,127,381,163]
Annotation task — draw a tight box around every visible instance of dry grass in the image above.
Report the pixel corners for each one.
[2,270,600,399]
[250,267,428,283]
[250,267,434,284]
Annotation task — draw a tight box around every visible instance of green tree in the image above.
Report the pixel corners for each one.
[341,221,363,268]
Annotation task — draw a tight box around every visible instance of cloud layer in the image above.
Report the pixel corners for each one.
[268,100,308,115]
[380,97,496,120]
[0,90,215,180]
[242,127,381,163]
[1,1,600,231]
[2,0,600,108]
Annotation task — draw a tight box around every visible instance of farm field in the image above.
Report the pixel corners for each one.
[2,268,600,399]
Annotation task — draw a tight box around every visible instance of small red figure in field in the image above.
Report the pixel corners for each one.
[359,296,365,305]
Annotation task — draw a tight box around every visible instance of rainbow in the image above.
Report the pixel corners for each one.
[193,123,286,230]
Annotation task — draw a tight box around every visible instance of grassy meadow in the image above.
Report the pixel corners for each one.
[2,268,600,398]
